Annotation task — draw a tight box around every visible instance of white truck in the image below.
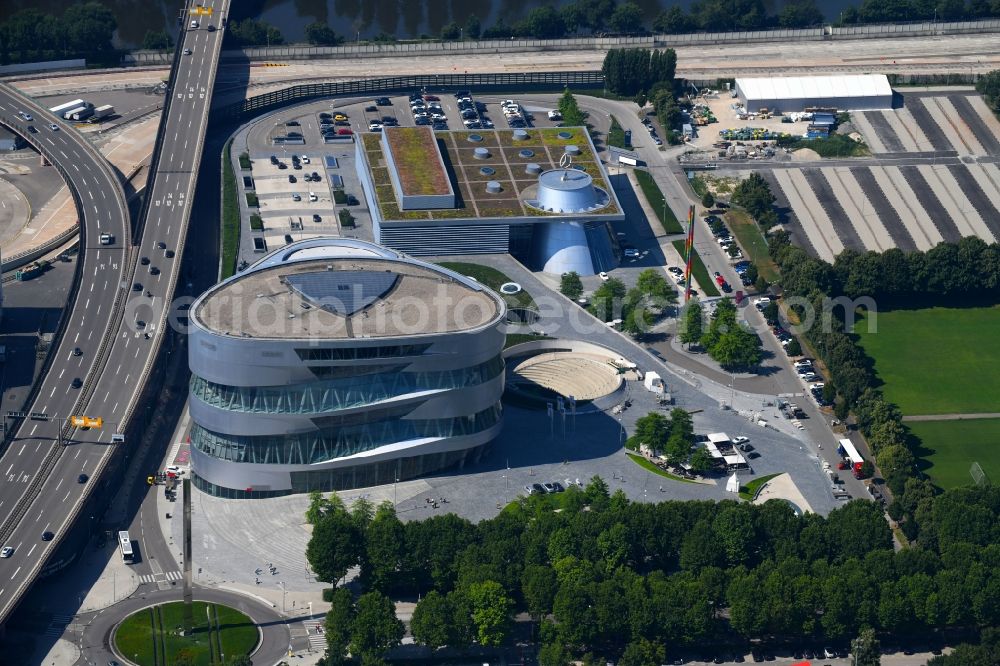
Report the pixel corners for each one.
[88,105,114,123]
[65,106,94,121]
[49,99,86,117]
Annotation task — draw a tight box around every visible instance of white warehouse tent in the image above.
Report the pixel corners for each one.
[735,74,893,112]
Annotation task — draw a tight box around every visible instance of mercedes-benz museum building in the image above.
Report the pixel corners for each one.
[187,238,506,498]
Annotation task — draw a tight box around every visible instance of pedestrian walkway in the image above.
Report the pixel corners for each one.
[43,613,74,637]
[138,570,182,585]
[304,620,326,652]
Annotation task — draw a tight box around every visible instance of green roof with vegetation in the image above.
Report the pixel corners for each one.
[362,127,621,222]
[383,126,452,196]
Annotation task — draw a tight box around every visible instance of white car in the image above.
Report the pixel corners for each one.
[799,372,819,382]
[49,123,59,131]
[732,436,750,445]
[99,232,113,245]
[547,110,562,120]
[301,156,310,164]
[183,48,192,55]
[190,20,199,28]
[368,122,383,131]
[0,546,13,558]
[599,271,609,281]
[793,359,813,368]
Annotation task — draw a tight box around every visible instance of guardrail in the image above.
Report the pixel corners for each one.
[118,18,1000,68]
[0,86,132,616]
[214,71,605,122]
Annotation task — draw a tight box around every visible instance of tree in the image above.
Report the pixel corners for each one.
[689,446,715,474]
[141,29,173,50]
[522,564,558,620]
[709,326,762,370]
[608,2,645,33]
[975,69,1000,113]
[517,6,567,38]
[307,508,362,584]
[350,592,404,662]
[785,337,802,356]
[226,657,252,666]
[558,88,587,127]
[363,502,404,592]
[701,191,715,210]
[679,301,704,346]
[411,590,454,649]
[560,271,584,300]
[324,587,356,665]
[440,21,461,40]
[465,14,482,39]
[852,627,882,666]
[620,637,666,666]
[654,6,695,33]
[305,21,340,45]
[628,412,670,452]
[467,580,514,647]
[227,18,284,47]
[63,2,117,53]
[636,268,672,302]
[779,0,825,27]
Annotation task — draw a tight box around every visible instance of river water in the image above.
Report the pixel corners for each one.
[1,0,853,49]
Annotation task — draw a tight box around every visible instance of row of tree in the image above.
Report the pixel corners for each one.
[0,3,116,65]
[978,69,1000,113]
[764,231,1000,544]
[307,478,1000,664]
[601,48,677,97]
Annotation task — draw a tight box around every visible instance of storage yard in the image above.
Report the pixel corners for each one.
[699,90,1000,262]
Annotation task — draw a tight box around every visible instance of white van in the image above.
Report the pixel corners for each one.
[308,192,318,202]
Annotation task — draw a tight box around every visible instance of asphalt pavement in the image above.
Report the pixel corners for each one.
[0,0,229,627]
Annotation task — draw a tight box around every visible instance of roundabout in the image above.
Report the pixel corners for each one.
[114,600,258,666]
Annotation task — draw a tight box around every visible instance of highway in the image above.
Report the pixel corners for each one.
[0,0,228,626]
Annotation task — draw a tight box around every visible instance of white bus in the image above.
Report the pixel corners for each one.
[118,530,135,564]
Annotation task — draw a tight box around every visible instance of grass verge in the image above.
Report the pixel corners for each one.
[437,262,537,310]
[626,453,696,483]
[221,139,240,280]
[634,170,684,234]
[671,240,720,297]
[780,133,870,157]
[690,175,708,198]
[739,473,782,501]
[906,418,1000,490]
[725,209,780,282]
[115,601,258,666]
[608,115,627,149]
[505,332,549,349]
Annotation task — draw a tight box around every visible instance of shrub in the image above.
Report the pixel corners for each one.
[249,214,263,231]
[245,192,259,207]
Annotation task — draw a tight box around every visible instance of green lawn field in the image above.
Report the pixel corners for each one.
[115,601,258,666]
[907,418,1000,489]
[854,307,1000,415]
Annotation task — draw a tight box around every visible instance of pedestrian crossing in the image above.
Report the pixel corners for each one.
[138,570,183,584]
[304,621,326,651]
[43,614,74,637]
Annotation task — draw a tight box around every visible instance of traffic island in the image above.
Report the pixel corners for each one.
[113,601,259,666]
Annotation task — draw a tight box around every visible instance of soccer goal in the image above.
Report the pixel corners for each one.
[970,462,991,486]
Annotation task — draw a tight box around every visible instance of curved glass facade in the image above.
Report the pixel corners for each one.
[191,402,503,465]
[192,441,489,499]
[190,354,504,415]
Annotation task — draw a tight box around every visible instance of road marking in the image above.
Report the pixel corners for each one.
[74,449,81,459]
[74,333,79,342]
[58,369,65,379]
[30,425,37,435]
[72,164,79,172]
[54,478,63,492]
[26,544,36,557]
[62,490,70,502]
[10,567,21,580]
[18,444,24,456]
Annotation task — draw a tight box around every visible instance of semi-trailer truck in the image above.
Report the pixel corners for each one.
[88,105,114,123]
[837,438,865,479]
[49,99,86,116]
[66,106,94,121]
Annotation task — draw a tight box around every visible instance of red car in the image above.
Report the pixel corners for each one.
[715,274,726,287]
[423,94,440,101]
[336,128,353,135]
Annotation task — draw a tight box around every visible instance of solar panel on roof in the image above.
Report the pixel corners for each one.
[285,270,400,316]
